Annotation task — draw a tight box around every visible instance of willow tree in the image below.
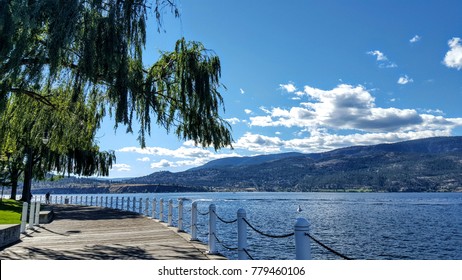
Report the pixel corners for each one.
[1,0,233,201]
[0,89,115,202]
[0,0,233,150]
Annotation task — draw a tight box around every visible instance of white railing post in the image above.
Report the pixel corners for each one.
[115,197,119,209]
[295,218,311,260]
[34,201,40,226]
[60,195,63,204]
[95,196,99,206]
[138,198,142,214]
[132,197,136,212]
[191,201,198,241]
[207,204,218,254]
[167,199,173,226]
[237,208,248,260]
[152,198,157,219]
[159,198,164,222]
[20,202,28,233]
[144,198,149,216]
[178,199,184,232]
[28,201,36,229]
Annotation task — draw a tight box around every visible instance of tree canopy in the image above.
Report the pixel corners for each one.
[0,0,233,201]
[0,0,233,149]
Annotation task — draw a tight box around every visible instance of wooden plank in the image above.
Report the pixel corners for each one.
[0,205,226,260]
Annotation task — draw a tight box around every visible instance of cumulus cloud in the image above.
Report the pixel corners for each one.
[283,130,453,153]
[225,117,241,125]
[150,159,171,169]
[234,129,457,155]
[137,157,150,162]
[119,145,240,160]
[367,50,388,61]
[397,75,414,85]
[234,132,284,153]
[111,163,131,172]
[248,83,462,139]
[443,37,462,70]
[410,35,421,43]
[244,109,253,114]
[279,83,297,93]
[119,143,241,170]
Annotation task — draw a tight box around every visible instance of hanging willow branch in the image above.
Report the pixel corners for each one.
[1,0,233,150]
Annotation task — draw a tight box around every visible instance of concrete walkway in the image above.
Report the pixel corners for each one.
[0,205,226,260]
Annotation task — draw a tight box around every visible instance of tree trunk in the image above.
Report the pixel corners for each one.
[20,147,33,203]
[9,166,19,200]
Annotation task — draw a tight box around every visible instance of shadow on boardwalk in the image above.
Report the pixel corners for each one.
[0,205,224,260]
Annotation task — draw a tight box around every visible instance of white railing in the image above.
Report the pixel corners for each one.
[19,194,352,260]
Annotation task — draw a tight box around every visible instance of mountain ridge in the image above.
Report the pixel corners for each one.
[127,136,462,192]
[31,136,462,193]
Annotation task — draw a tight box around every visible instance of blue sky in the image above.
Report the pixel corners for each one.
[98,0,462,178]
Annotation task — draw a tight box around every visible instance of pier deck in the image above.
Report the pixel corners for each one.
[0,205,225,260]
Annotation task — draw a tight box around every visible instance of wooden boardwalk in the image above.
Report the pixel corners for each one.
[0,205,226,260]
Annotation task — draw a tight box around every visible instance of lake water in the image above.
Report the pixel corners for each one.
[44,192,462,260]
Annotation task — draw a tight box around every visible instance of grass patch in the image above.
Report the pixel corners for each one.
[0,199,23,224]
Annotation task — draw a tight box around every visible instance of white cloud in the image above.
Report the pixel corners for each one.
[367,50,397,68]
[443,37,462,70]
[119,142,242,170]
[244,109,253,114]
[234,132,284,153]
[136,157,150,162]
[225,117,241,124]
[283,130,453,153]
[279,83,297,93]
[120,145,240,160]
[111,163,131,172]
[367,50,388,61]
[259,106,271,114]
[384,62,398,68]
[232,129,456,155]
[422,109,444,115]
[397,75,414,85]
[248,83,462,137]
[150,159,172,169]
[249,115,275,127]
[240,88,245,94]
[410,35,421,43]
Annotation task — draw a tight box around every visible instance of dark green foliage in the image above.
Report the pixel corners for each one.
[0,0,232,149]
[0,0,233,201]
[0,89,115,201]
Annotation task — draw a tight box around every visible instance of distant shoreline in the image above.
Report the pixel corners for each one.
[4,184,462,198]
